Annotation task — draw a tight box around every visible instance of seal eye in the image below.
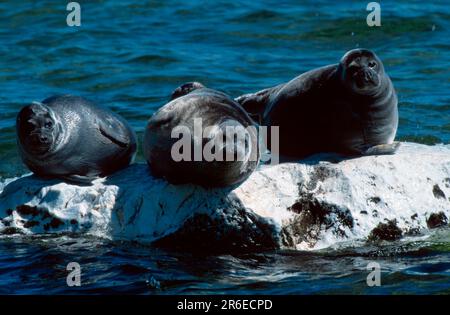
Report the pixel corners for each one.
[45,121,53,129]
[368,61,377,68]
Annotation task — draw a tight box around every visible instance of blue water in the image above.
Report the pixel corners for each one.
[0,0,449,294]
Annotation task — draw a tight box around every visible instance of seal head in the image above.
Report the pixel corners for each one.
[16,102,62,156]
[338,48,384,96]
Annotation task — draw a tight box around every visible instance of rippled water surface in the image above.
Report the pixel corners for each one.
[0,234,449,294]
[0,0,449,294]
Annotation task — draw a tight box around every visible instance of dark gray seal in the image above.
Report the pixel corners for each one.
[16,95,137,182]
[144,83,259,187]
[236,49,399,158]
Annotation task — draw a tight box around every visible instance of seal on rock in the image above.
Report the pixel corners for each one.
[144,82,259,187]
[236,49,399,158]
[16,95,137,182]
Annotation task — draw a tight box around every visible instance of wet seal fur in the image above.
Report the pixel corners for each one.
[236,49,399,158]
[143,82,259,187]
[16,95,137,182]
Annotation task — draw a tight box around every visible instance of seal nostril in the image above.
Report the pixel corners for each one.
[39,135,48,143]
[365,72,370,81]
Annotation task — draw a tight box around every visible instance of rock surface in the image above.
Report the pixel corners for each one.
[1,142,449,251]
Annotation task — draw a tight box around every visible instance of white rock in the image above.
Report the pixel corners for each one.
[0,142,449,251]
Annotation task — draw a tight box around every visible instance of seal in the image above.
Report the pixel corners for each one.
[16,95,137,182]
[236,49,399,158]
[144,82,259,187]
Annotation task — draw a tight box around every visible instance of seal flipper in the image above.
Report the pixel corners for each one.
[98,117,130,148]
[235,83,284,124]
[361,142,401,156]
[59,174,99,185]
